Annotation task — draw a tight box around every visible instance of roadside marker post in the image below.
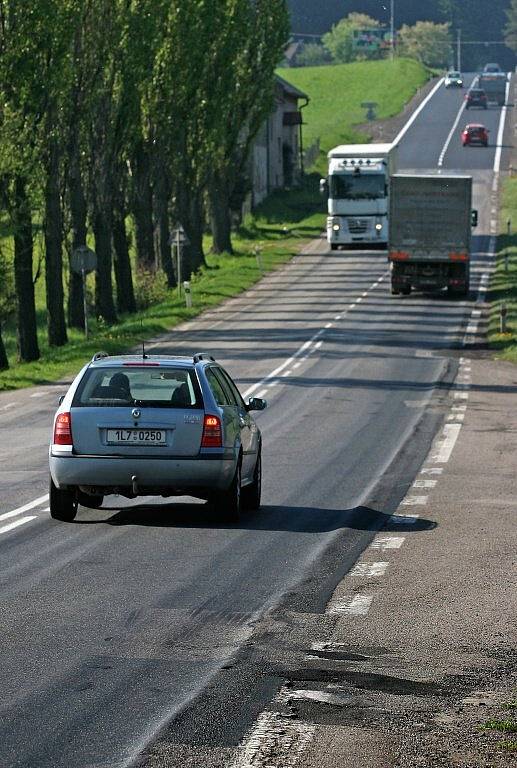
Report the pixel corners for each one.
[183,281,192,309]
[253,245,263,273]
[500,303,508,334]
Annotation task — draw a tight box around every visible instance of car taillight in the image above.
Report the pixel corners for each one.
[201,414,222,448]
[54,412,73,445]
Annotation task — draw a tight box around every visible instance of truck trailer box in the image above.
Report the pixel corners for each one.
[388,173,473,296]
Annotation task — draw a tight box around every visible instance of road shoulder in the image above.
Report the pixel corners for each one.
[297,354,517,767]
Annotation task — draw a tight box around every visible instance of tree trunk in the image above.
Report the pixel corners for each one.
[112,184,136,314]
[92,188,117,325]
[209,171,233,255]
[12,176,39,361]
[132,140,155,270]
[0,324,8,370]
[67,139,88,330]
[178,187,206,279]
[44,133,68,347]
[153,161,175,287]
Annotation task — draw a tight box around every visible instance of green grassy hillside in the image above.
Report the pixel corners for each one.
[278,58,430,172]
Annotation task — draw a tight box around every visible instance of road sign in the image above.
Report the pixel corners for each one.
[361,101,378,121]
[71,246,97,275]
[170,226,190,246]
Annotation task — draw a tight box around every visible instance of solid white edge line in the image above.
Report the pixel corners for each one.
[494,77,511,174]
[0,516,38,535]
[393,78,445,146]
[0,493,49,523]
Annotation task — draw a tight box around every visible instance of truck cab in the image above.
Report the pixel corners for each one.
[323,143,397,250]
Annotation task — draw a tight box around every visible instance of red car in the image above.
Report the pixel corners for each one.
[461,123,489,147]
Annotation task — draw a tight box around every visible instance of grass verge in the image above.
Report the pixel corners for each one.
[277,58,430,173]
[0,176,324,391]
[488,177,517,360]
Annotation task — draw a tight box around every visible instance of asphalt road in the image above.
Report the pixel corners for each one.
[0,75,512,768]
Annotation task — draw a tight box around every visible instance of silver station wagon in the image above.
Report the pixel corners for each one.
[49,352,266,522]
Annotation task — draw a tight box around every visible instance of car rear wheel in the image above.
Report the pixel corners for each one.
[213,462,241,523]
[242,453,261,511]
[49,477,78,522]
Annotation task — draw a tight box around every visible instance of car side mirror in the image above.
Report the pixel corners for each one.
[58,395,65,406]
[471,209,478,228]
[247,397,267,412]
[319,178,328,197]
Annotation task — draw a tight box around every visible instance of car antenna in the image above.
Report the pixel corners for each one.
[141,321,148,359]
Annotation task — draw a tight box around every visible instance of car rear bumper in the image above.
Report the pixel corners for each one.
[49,453,236,494]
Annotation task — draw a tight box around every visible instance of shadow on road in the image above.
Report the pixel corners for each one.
[73,502,437,534]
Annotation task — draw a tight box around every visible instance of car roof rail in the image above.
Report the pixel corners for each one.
[193,352,215,363]
[91,351,110,362]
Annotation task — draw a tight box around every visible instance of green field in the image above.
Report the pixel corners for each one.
[488,177,517,361]
[277,58,431,172]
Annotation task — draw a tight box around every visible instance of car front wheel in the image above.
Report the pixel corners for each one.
[242,453,261,511]
[50,477,78,522]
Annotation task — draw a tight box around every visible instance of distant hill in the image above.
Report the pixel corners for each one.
[287,0,514,69]
[278,58,429,173]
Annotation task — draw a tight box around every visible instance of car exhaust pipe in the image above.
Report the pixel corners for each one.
[131,475,138,495]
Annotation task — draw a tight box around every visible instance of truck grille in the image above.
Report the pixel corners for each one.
[347,218,369,234]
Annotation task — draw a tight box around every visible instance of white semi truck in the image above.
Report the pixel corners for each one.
[322,143,398,249]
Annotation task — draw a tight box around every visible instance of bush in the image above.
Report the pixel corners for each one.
[134,268,169,310]
[296,43,332,67]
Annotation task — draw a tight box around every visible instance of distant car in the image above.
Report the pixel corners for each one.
[49,352,267,522]
[483,63,502,73]
[445,71,463,88]
[465,88,487,109]
[461,123,489,147]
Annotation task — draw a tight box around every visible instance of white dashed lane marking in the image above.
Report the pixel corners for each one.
[327,595,373,616]
[0,494,49,536]
[350,562,389,578]
[0,516,38,535]
[431,423,462,463]
[401,495,428,506]
[370,536,405,550]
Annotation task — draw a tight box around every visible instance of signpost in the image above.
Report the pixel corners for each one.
[361,101,378,121]
[171,226,189,296]
[71,246,97,339]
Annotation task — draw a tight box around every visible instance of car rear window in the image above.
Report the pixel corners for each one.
[72,366,203,408]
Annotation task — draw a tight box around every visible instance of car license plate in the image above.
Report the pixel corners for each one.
[106,428,167,445]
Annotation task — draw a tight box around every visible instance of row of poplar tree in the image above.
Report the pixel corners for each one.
[0,0,289,370]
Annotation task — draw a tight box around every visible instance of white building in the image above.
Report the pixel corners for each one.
[250,75,309,207]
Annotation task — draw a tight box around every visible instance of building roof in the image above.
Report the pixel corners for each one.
[275,74,309,101]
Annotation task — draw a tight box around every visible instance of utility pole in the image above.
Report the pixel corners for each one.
[390,0,395,60]
[457,28,462,72]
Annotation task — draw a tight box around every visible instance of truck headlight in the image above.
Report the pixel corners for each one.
[375,223,383,232]
[332,223,340,231]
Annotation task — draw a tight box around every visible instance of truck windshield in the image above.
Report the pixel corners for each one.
[329,173,386,200]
